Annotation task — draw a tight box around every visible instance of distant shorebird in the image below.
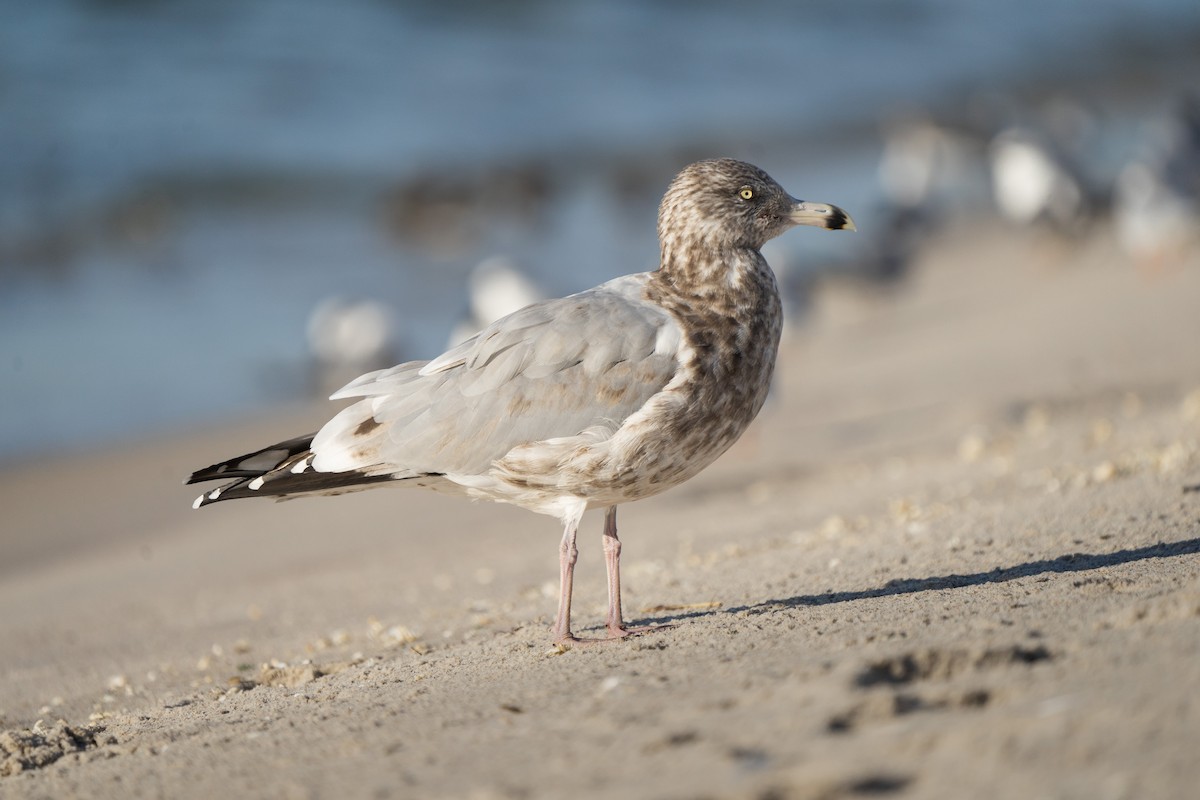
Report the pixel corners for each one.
[188,159,855,644]
[1114,96,1200,267]
[988,126,1093,234]
[878,114,984,214]
[306,296,398,396]
[447,255,546,347]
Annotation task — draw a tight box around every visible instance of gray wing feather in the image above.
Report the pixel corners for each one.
[310,275,681,477]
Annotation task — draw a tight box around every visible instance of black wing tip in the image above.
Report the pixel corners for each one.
[190,476,257,508]
[191,483,223,508]
[190,468,404,509]
[185,464,229,485]
[185,433,318,486]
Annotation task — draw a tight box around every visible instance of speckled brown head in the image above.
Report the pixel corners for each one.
[657,158,855,275]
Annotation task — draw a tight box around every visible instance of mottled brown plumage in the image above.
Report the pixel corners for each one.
[187,158,854,643]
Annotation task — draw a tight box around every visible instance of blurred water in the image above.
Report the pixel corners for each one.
[1,0,1198,462]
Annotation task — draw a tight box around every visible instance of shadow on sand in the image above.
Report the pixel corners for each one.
[636,536,1200,627]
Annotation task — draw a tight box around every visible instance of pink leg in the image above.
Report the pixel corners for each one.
[551,504,672,646]
[602,506,627,635]
[600,506,673,640]
[552,519,580,643]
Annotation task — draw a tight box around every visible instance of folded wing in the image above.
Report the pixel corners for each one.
[309,274,683,480]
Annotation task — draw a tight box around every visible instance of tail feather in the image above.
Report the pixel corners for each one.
[187,433,405,509]
[186,434,317,484]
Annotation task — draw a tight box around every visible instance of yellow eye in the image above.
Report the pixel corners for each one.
[739,187,754,200]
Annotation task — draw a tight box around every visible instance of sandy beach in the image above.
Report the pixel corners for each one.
[2,220,1199,799]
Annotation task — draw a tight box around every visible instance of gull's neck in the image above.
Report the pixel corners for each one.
[655,238,774,308]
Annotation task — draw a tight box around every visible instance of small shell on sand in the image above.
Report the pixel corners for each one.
[958,432,987,463]
[1091,461,1118,483]
[367,617,418,647]
[1156,441,1190,473]
[888,498,921,524]
[257,664,319,689]
[1182,388,1200,421]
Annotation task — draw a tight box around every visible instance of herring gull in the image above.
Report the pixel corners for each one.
[187,158,855,644]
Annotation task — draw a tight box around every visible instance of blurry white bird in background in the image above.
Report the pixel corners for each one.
[447,255,545,347]
[307,297,398,396]
[988,126,1094,235]
[1113,95,1200,270]
[878,114,987,216]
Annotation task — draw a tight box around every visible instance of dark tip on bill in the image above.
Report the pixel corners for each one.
[827,206,856,232]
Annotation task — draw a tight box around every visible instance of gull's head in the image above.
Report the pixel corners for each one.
[658,158,856,254]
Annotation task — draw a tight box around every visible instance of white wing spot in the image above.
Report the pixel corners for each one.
[654,321,682,356]
[248,477,266,491]
[192,494,204,509]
